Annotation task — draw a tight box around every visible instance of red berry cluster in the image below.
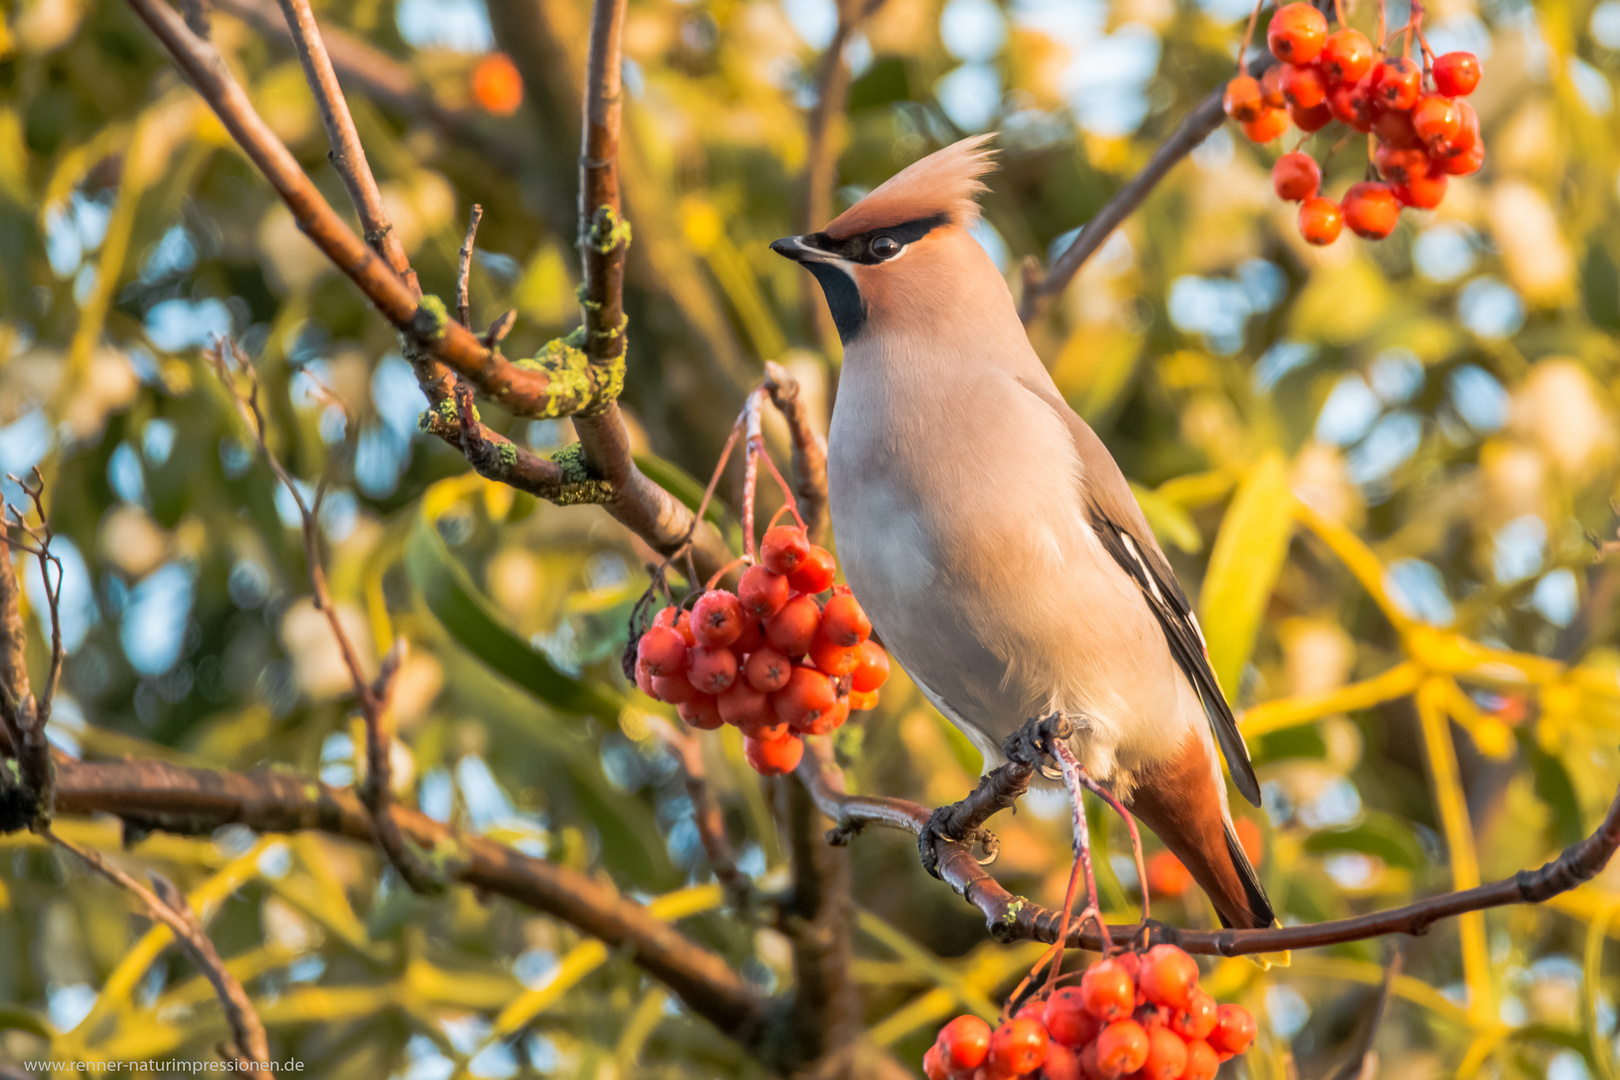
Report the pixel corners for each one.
[924,946,1256,1080]
[634,525,889,776]
[1222,2,1483,245]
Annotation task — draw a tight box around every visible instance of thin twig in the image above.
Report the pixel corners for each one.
[1328,945,1402,1080]
[646,716,752,911]
[762,361,829,545]
[457,203,483,328]
[0,472,62,828]
[47,832,272,1073]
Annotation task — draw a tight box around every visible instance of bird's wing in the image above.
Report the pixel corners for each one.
[1019,377,1263,807]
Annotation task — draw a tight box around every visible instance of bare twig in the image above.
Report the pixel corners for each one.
[801,714,1620,956]
[49,757,769,1042]
[646,717,751,911]
[0,472,63,828]
[1327,945,1402,1080]
[762,361,829,545]
[457,204,483,328]
[47,832,271,1073]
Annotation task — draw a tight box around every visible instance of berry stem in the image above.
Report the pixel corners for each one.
[1333,0,1346,32]
[1073,771,1150,926]
[1236,0,1263,73]
[704,556,752,593]
[1375,0,1385,51]
[1051,739,1114,957]
[740,388,765,562]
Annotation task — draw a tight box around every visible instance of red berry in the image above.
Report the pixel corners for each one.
[1438,139,1484,176]
[745,732,803,775]
[1044,987,1103,1048]
[848,688,879,711]
[635,660,657,697]
[1240,107,1289,142]
[1432,99,1480,169]
[745,647,794,692]
[1393,171,1447,209]
[1113,951,1140,986]
[1040,1041,1082,1080]
[1289,101,1333,131]
[760,526,810,574]
[988,1018,1049,1076]
[1181,1039,1220,1080]
[922,1044,949,1080]
[809,634,860,676]
[1319,29,1372,83]
[652,671,699,705]
[1076,1043,1108,1080]
[719,680,771,726]
[1373,141,1429,185]
[738,565,791,620]
[733,618,765,655]
[1280,63,1326,109]
[797,694,849,735]
[787,546,837,594]
[819,593,872,647]
[1372,102,1423,147]
[1412,93,1460,146]
[637,625,688,676]
[1080,959,1135,1021]
[1342,181,1400,239]
[1267,3,1327,64]
[1433,50,1481,96]
[677,693,723,730]
[1222,75,1264,122]
[1208,1004,1257,1055]
[1272,152,1320,201]
[1138,1026,1187,1080]
[687,645,739,694]
[1094,1020,1149,1076]
[1297,196,1343,245]
[1167,989,1218,1041]
[765,594,821,655]
[774,666,837,729]
[654,606,696,646]
[1259,64,1287,109]
[1326,76,1374,131]
[937,1016,993,1073]
[1370,57,1421,110]
[1146,851,1192,897]
[1137,945,1198,1011]
[691,590,744,647]
[851,640,890,692]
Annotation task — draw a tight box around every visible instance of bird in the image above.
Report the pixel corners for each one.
[770,134,1275,932]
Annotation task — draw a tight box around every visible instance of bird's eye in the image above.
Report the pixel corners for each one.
[870,235,901,260]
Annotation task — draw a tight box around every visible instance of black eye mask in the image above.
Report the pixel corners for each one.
[800,213,948,265]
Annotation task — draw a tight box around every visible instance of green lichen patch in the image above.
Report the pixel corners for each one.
[413,294,450,340]
[586,205,633,255]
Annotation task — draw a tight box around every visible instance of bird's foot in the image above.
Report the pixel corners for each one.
[917,802,999,880]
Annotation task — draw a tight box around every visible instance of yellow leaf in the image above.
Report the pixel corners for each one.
[1199,452,1295,696]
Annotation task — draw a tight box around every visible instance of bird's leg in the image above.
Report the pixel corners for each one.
[917,714,1063,879]
[1073,771,1149,927]
[1049,739,1113,962]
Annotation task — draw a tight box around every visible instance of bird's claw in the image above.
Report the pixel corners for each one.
[918,805,999,878]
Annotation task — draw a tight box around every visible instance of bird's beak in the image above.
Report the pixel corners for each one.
[770,235,834,264]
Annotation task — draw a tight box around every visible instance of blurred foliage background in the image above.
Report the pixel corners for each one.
[5,0,1620,1073]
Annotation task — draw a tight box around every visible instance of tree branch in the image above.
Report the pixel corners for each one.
[801,715,1620,956]
[763,361,829,546]
[1,473,63,830]
[50,757,770,1041]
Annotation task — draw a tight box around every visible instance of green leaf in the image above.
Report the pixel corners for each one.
[1302,811,1425,869]
[405,506,624,720]
[633,452,729,532]
[1520,730,1585,848]
[1198,452,1295,697]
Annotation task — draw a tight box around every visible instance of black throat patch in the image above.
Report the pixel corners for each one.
[796,213,948,344]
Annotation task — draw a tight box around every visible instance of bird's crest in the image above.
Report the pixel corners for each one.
[824,134,997,240]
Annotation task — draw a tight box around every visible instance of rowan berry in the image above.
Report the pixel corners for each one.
[1343,181,1400,239]
[766,594,822,655]
[1076,1043,1107,1080]
[1369,56,1421,110]
[851,640,890,692]
[745,647,794,692]
[848,689,879,711]
[1373,141,1428,185]
[819,593,872,646]
[1113,950,1141,987]
[797,694,849,735]
[1437,139,1483,176]
[1272,152,1320,201]
[1040,1041,1081,1080]
[1393,171,1446,209]
[1290,101,1333,132]
[677,693,723,730]
[1319,29,1372,83]
[921,1045,949,1080]
[637,625,688,676]
[732,617,765,654]
[1240,107,1289,142]
[774,666,837,729]
[1372,102,1422,147]
[937,1016,993,1073]
[1297,196,1343,245]
[745,732,803,775]
[1326,77,1374,131]
[1138,1026,1188,1080]
[1137,945,1198,1010]
[1222,75,1265,123]
[687,645,739,694]
[1181,1039,1220,1080]
[1412,93,1460,146]
[635,661,657,698]
[787,546,837,594]
[1044,988,1103,1047]
[1267,3,1328,64]
[1260,64,1287,109]
[1095,1020,1149,1076]
[1167,989,1218,1040]
[691,590,744,647]
[1280,63,1327,109]
[809,634,860,676]
[654,605,696,646]
[739,565,791,619]
[1433,50,1481,96]
[719,681,771,727]
[761,525,810,574]
[1146,850,1192,897]
[988,1018,1049,1076]
[1208,1004,1257,1055]
[652,672,699,705]
[1080,959,1135,1020]
[741,713,790,742]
